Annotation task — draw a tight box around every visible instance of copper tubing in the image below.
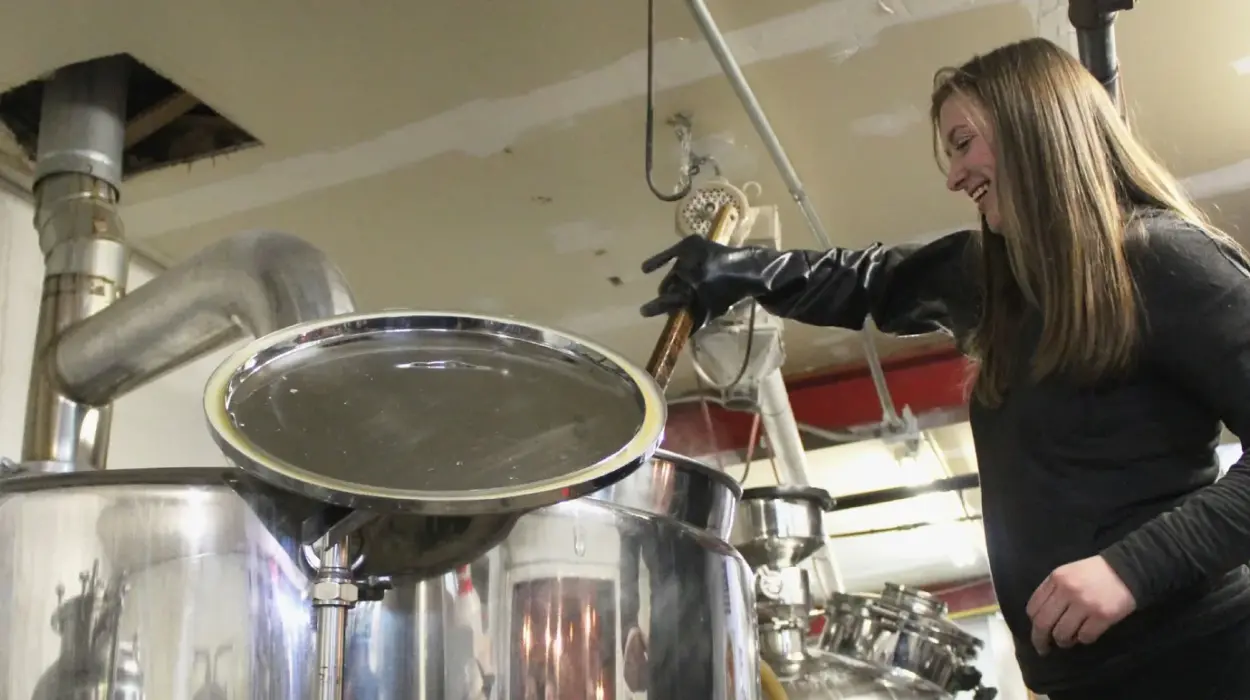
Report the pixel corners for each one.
[644,204,742,389]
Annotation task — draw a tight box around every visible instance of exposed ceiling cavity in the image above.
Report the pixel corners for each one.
[0,53,260,182]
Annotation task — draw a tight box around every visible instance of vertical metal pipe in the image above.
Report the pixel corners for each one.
[683,0,831,250]
[757,370,845,594]
[313,539,354,700]
[22,56,129,472]
[684,0,900,428]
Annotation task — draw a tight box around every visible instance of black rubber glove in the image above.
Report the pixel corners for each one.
[639,230,978,337]
[638,236,790,332]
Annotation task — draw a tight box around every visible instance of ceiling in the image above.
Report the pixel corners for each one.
[0,0,1248,392]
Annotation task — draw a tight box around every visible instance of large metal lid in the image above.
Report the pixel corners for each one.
[204,311,667,515]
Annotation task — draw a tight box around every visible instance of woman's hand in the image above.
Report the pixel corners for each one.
[1026,555,1137,655]
[638,236,773,332]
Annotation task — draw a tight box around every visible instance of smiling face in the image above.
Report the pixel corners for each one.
[938,93,1000,232]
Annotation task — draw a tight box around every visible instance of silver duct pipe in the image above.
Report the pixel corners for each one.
[54,230,356,406]
[22,57,131,472]
[21,57,357,473]
[683,0,902,429]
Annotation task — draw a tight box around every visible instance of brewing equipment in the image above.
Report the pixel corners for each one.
[0,447,757,699]
[0,49,760,699]
[0,54,357,700]
[732,486,836,679]
[818,584,997,699]
[732,487,997,699]
[423,449,757,700]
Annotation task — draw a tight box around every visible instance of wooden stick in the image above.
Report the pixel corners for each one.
[644,204,742,389]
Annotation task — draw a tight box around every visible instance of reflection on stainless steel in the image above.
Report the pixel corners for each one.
[206,311,667,516]
[879,583,947,619]
[471,450,757,700]
[31,561,142,700]
[820,586,994,698]
[779,652,946,699]
[192,645,233,700]
[336,449,755,699]
[0,452,754,699]
[511,578,615,700]
[0,469,312,699]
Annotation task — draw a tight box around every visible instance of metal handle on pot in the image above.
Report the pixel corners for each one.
[645,204,742,389]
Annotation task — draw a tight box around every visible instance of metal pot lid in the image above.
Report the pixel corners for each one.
[204,311,667,515]
[827,591,983,653]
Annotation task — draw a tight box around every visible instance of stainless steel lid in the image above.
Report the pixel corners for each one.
[881,582,949,618]
[827,590,982,654]
[204,311,667,515]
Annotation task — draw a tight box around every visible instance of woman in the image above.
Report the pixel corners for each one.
[640,37,1250,698]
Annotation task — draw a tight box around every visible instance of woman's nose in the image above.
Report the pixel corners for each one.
[945,165,965,193]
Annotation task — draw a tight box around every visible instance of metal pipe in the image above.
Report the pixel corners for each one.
[1068,0,1136,109]
[684,0,900,426]
[834,472,981,511]
[22,57,130,471]
[312,538,354,700]
[53,230,356,406]
[757,371,811,487]
[684,0,831,250]
[758,370,845,594]
[860,320,903,427]
[34,56,129,190]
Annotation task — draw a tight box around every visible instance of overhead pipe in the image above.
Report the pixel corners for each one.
[834,472,981,511]
[23,57,132,472]
[1068,0,1136,108]
[54,231,355,406]
[21,57,356,473]
[682,0,903,430]
[757,370,846,594]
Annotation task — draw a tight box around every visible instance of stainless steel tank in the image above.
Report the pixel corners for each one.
[732,486,836,679]
[777,652,946,699]
[0,450,756,700]
[0,468,315,700]
[414,449,758,700]
[817,585,997,700]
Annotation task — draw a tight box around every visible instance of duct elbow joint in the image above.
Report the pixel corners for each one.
[1067,0,1135,29]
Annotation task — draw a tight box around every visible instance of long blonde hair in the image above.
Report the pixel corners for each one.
[930,37,1224,406]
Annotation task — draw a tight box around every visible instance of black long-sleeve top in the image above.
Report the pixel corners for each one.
[757,211,1250,693]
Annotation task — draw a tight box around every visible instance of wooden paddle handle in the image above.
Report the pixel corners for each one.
[644,204,742,390]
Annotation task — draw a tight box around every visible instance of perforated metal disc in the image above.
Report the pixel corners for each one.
[676,181,749,237]
[205,311,667,516]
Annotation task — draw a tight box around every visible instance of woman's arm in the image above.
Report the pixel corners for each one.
[640,229,980,338]
[755,229,980,337]
[1100,221,1250,608]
